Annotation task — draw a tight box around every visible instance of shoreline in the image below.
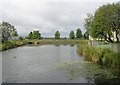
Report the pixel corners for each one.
[0,39,89,51]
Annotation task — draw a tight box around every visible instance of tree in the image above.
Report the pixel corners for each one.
[0,21,18,43]
[55,31,60,39]
[76,28,82,39]
[88,3,120,42]
[84,13,93,36]
[110,2,120,42]
[69,31,75,39]
[27,31,41,39]
[32,31,41,39]
[19,36,23,40]
[84,31,89,39]
[12,31,18,36]
[28,32,33,39]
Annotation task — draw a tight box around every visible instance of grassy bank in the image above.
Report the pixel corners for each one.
[0,39,89,51]
[26,39,89,45]
[0,40,27,51]
[77,45,120,68]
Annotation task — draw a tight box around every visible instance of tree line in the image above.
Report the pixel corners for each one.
[27,28,84,39]
[1,2,119,42]
[84,2,120,42]
[0,21,86,43]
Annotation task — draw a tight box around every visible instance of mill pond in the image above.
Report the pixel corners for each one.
[2,44,119,84]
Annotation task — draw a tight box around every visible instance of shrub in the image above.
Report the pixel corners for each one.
[77,45,120,68]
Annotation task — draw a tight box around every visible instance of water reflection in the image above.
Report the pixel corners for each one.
[2,45,120,83]
[70,44,75,46]
[55,44,60,46]
[2,45,84,83]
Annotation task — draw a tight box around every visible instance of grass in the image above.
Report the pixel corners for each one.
[97,44,111,49]
[0,40,27,51]
[77,45,120,68]
[0,39,89,51]
[26,39,89,45]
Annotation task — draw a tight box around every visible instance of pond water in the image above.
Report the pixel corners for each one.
[2,45,116,83]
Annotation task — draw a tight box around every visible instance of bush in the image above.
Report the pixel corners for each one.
[1,40,26,51]
[77,45,120,68]
[19,37,24,40]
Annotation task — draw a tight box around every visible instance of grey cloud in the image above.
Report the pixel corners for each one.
[1,0,119,37]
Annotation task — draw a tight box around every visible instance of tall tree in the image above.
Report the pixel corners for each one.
[89,3,120,42]
[69,31,75,39]
[110,2,120,42]
[84,13,93,36]
[55,31,60,39]
[76,28,82,39]
[84,31,89,39]
[27,31,41,39]
[0,21,18,42]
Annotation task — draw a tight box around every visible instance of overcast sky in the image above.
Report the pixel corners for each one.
[0,0,119,37]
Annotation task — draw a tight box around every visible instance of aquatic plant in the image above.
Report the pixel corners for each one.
[77,45,120,69]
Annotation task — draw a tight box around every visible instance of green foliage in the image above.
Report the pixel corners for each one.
[84,13,93,34]
[84,2,120,42]
[1,40,26,51]
[76,28,82,39]
[55,31,60,39]
[0,21,18,43]
[27,31,41,39]
[32,31,41,39]
[19,36,23,41]
[83,31,89,39]
[77,45,120,68]
[91,4,114,42]
[12,31,18,36]
[28,32,33,39]
[69,31,75,39]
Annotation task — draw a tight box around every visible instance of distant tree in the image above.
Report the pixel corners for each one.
[0,21,18,43]
[55,31,60,39]
[27,31,41,39]
[69,31,75,39]
[19,36,23,40]
[83,31,89,39]
[76,28,82,39]
[32,31,41,39]
[84,13,93,37]
[28,32,33,39]
[12,31,18,36]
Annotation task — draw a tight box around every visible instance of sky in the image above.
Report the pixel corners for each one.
[0,0,119,37]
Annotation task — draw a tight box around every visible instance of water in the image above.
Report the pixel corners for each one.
[2,45,115,83]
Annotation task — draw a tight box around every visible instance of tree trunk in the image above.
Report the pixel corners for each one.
[115,30,119,43]
[104,35,109,42]
[108,34,113,43]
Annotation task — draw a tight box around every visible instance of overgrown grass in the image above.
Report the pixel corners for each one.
[0,40,27,51]
[77,45,120,68]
